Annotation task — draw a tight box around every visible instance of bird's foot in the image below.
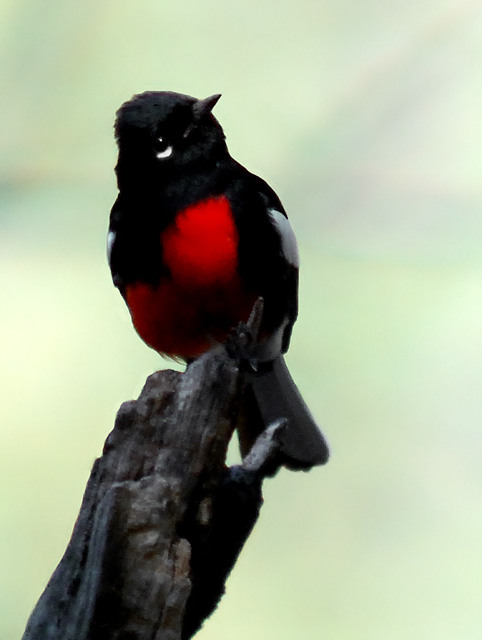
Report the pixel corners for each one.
[225,297,264,372]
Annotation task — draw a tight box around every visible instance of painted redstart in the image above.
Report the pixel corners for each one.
[108,91,329,469]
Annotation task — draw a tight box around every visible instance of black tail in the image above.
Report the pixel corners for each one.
[241,356,329,470]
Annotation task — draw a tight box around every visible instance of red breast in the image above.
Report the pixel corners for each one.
[125,195,257,359]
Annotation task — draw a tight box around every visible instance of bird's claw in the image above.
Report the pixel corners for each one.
[225,297,264,372]
[225,322,259,372]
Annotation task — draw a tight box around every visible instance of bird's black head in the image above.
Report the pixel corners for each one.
[114,91,226,188]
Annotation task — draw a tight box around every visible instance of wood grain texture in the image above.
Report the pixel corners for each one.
[22,342,285,640]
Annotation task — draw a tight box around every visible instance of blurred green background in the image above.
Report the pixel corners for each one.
[1,0,482,638]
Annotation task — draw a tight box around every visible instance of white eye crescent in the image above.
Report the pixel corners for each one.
[155,137,173,159]
[156,146,173,159]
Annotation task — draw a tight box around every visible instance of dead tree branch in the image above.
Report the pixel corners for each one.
[22,339,286,640]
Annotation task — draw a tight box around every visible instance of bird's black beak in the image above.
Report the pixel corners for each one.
[192,94,222,121]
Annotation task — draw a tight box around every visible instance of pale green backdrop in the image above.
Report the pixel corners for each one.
[1,1,482,638]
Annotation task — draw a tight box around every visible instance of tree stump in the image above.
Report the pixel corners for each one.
[22,339,287,640]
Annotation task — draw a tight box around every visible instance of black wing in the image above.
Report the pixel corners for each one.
[227,167,299,356]
[107,195,167,297]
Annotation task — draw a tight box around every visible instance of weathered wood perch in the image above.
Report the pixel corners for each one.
[22,334,289,640]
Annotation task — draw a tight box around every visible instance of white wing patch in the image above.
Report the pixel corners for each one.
[106,230,116,265]
[268,208,299,267]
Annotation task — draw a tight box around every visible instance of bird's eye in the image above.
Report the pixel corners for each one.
[154,137,173,159]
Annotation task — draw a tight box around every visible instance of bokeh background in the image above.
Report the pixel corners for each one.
[2,0,482,638]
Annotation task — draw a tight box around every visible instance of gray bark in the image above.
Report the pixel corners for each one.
[22,341,284,640]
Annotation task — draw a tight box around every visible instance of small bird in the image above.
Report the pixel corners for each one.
[108,91,329,469]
